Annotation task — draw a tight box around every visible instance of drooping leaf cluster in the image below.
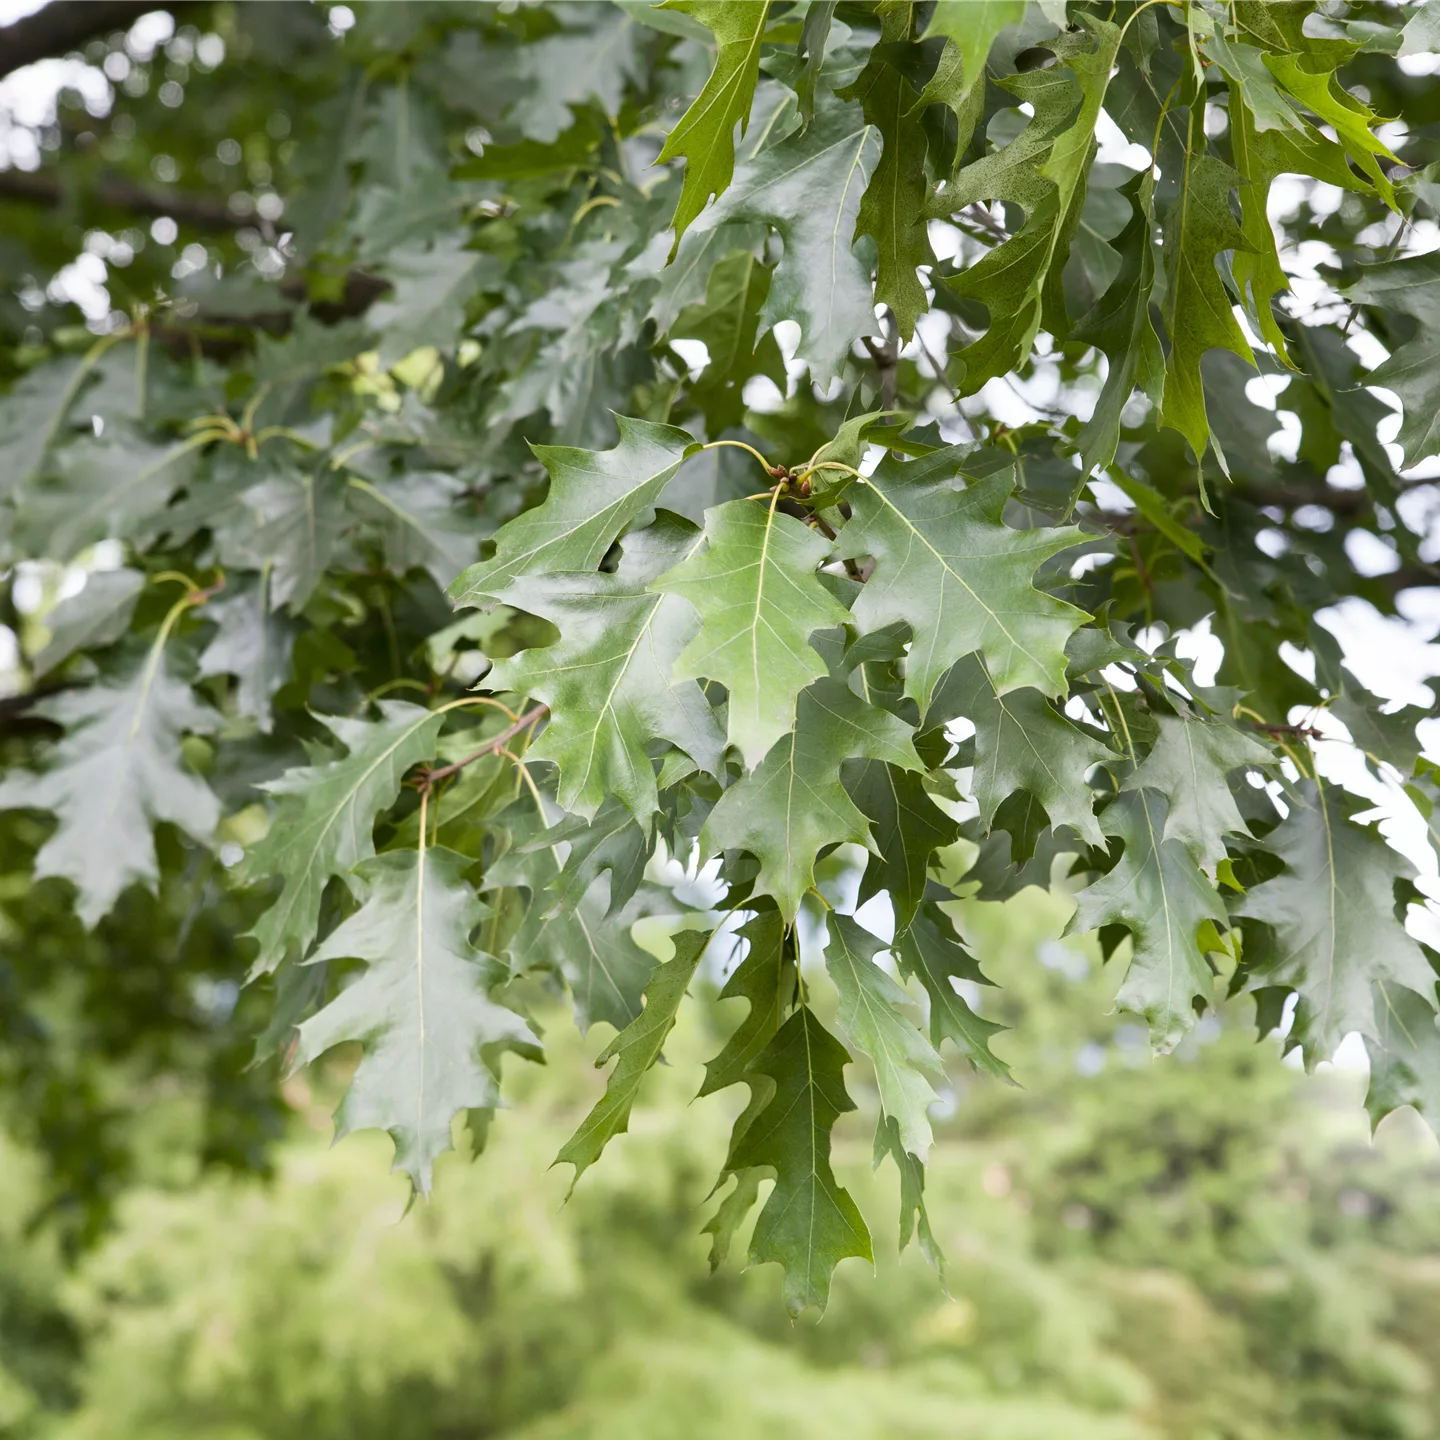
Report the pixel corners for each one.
[3,0,1440,1307]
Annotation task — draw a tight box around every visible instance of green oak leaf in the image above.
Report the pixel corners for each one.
[874,1114,944,1275]
[1365,972,1440,1131]
[17,426,200,559]
[245,701,448,973]
[1158,151,1257,462]
[657,0,772,248]
[298,846,540,1194]
[557,928,709,1185]
[487,828,659,1034]
[0,648,220,928]
[670,248,787,433]
[1331,674,1426,779]
[931,653,1112,848]
[368,236,496,366]
[942,22,1122,388]
[487,513,723,824]
[1227,87,1300,362]
[839,10,934,337]
[839,447,1088,712]
[678,90,880,381]
[33,567,144,675]
[823,911,944,1161]
[652,498,852,768]
[795,1,836,127]
[918,1,1026,146]
[699,909,797,1097]
[698,910,796,1269]
[1121,714,1274,877]
[0,356,100,500]
[646,219,768,334]
[847,759,960,929]
[198,578,295,734]
[1344,251,1440,465]
[1071,170,1163,474]
[1401,0,1440,55]
[702,676,922,920]
[450,417,696,606]
[504,7,644,145]
[729,1004,872,1316]
[1264,53,1398,209]
[894,899,1011,1080]
[533,799,650,921]
[214,469,351,614]
[1235,781,1435,1063]
[346,471,488,590]
[1070,790,1226,1052]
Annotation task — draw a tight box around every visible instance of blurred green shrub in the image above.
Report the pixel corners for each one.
[4,883,1440,1440]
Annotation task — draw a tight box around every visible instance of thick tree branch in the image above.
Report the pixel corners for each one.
[0,167,238,231]
[0,1,179,82]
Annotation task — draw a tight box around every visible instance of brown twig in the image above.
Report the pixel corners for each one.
[415,705,548,791]
[1253,721,1323,740]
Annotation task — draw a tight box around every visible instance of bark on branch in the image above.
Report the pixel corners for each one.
[0,168,238,231]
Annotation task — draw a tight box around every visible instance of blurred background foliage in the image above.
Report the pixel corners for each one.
[4,871,1440,1440]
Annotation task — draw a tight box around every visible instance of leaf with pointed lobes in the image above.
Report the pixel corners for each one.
[874,1115,944,1280]
[1121,713,1275,878]
[703,676,922,921]
[729,1005,872,1316]
[698,910,795,1271]
[485,813,660,1034]
[0,649,220,928]
[918,1,1026,140]
[17,424,200,560]
[930,653,1112,850]
[1235,781,1436,1065]
[1365,966,1440,1134]
[894,899,1012,1081]
[557,929,709,1186]
[244,701,448,974]
[32,567,144,675]
[839,7,934,338]
[1343,251,1440,467]
[678,90,881,382]
[449,417,697,607]
[824,912,944,1161]
[1071,169,1163,476]
[941,21,1123,388]
[839,447,1088,714]
[847,758,960,930]
[795,1,835,127]
[1264,52,1399,210]
[296,847,540,1196]
[657,1,772,250]
[1331,673,1427,779]
[671,249,787,434]
[1070,790,1226,1053]
[486,513,723,825]
[198,577,295,734]
[1158,150,1257,463]
[700,908,797,1097]
[652,497,853,768]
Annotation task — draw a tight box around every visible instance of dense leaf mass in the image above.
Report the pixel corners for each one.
[4,0,1440,1307]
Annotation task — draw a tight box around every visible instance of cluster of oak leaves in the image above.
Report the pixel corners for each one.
[6,0,1440,1314]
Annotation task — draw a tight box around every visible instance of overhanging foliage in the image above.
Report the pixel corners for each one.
[3,0,1440,1309]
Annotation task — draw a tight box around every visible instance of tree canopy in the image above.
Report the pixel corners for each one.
[3,0,1440,1309]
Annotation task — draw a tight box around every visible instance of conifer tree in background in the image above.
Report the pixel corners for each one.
[3,0,1440,1308]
